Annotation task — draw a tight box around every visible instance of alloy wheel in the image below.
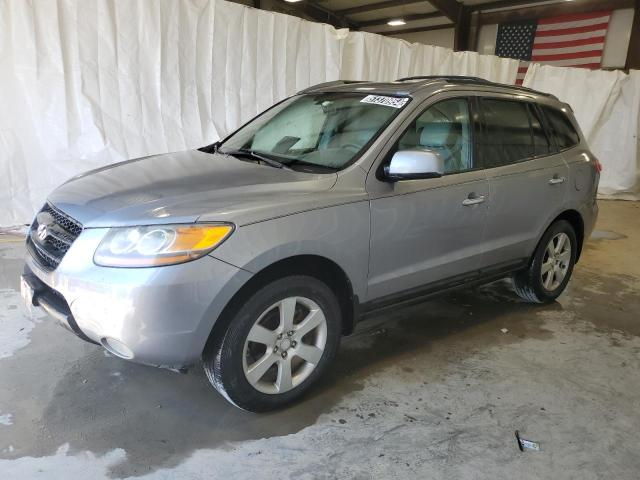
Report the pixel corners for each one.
[242,296,327,394]
[540,232,572,291]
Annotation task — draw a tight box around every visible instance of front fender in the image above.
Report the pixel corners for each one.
[210,201,371,301]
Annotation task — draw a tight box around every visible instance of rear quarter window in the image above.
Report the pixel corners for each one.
[541,106,580,150]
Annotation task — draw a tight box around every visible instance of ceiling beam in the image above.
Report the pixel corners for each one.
[380,23,455,36]
[428,0,463,22]
[358,12,444,28]
[470,0,552,12]
[276,0,359,28]
[479,0,635,25]
[335,0,425,16]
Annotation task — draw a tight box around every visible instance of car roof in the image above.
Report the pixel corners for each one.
[299,76,560,104]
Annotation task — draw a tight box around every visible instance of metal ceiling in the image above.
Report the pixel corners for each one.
[230,0,636,52]
[230,0,638,68]
[314,0,555,34]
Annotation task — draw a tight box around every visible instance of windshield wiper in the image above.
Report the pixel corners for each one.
[220,148,286,169]
[282,159,339,171]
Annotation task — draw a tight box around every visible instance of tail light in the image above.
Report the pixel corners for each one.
[594,157,603,173]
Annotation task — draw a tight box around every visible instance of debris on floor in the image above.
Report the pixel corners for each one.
[515,430,541,452]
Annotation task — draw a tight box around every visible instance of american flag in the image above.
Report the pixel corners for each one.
[495,11,612,85]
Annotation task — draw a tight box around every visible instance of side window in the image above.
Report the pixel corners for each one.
[528,104,550,156]
[541,106,580,150]
[480,99,533,167]
[396,98,473,174]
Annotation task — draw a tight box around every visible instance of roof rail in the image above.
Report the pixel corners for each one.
[396,75,491,84]
[298,80,363,94]
[395,75,557,99]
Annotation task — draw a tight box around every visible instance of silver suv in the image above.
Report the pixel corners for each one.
[21,76,600,411]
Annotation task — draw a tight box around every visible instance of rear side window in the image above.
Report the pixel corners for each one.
[480,99,533,167]
[541,106,580,150]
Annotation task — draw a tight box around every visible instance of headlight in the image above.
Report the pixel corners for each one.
[94,224,234,267]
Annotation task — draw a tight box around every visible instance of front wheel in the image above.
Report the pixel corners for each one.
[513,220,577,304]
[203,275,342,412]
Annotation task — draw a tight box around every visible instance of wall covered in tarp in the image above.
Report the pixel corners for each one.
[524,65,640,199]
[0,0,522,226]
[341,30,518,84]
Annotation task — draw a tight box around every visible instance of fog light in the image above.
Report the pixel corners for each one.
[102,337,134,359]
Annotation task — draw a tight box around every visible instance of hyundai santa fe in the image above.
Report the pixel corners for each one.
[21,76,600,411]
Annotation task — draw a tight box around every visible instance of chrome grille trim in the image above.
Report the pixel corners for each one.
[27,203,83,271]
[44,203,83,237]
[27,236,62,270]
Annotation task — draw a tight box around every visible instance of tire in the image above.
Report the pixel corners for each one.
[513,220,577,304]
[203,275,342,412]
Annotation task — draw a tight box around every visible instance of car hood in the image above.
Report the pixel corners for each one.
[48,150,339,227]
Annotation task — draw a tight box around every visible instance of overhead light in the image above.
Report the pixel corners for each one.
[284,0,302,2]
[387,19,406,26]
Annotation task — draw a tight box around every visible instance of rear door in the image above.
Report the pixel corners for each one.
[479,96,569,268]
[366,95,490,301]
[539,104,594,198]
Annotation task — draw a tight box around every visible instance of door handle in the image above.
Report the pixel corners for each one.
[548,177,566,185]
[462,195,486,206]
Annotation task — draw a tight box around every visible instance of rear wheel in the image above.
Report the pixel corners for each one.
[203,275,341,412]
[513,220,577,303]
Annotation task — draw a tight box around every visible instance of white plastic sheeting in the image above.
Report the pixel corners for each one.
[342,31,518,84]
[0,0,521,226]
[0,0,345,225]
[524,65,640,199]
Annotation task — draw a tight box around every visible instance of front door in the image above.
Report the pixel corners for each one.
[366,97,489,301]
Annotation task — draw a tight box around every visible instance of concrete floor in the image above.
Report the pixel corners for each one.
[0,200,639,479]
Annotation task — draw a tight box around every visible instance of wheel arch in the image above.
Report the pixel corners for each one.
[202,254,358,358]
[545,209,585,262]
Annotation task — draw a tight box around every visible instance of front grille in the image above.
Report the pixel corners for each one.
[27,203,83,271]
[45,203,83,237]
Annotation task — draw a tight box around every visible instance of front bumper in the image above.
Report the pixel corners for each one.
[21,272,99,345]
[24,228,252,368]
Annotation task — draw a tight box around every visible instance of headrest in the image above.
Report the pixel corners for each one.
[420,122,460,147]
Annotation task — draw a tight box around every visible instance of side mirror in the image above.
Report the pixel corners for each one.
[384,149,445,182]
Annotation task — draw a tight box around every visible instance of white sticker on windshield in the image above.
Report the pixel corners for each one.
[360,95,409,109]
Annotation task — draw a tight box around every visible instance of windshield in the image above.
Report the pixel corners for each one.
[219,93,409,171]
